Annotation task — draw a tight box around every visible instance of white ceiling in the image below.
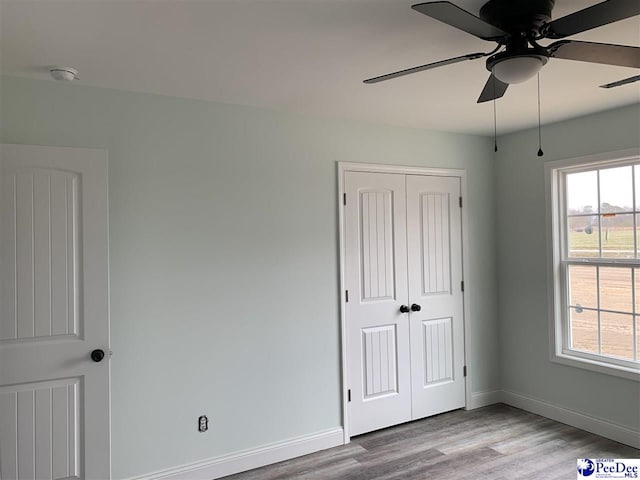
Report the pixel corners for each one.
[2,0,639,136]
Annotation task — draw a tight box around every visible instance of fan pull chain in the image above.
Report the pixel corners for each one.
[537,73,544,157]
[493,72,498,152]
[493,98,498,152]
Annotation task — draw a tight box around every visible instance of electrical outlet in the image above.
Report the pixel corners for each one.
[198,415,208,432]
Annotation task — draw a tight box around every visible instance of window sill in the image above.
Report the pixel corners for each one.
[552,352,640,381]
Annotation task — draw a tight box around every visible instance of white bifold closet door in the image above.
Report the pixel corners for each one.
[0,144,110,480]
[345,170,465,437]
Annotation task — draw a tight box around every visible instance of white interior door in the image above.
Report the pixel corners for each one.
[0,144,110,480]
[406,175,465,419]
[344,171,412,436]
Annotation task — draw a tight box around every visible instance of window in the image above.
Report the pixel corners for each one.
[547,151,640,379]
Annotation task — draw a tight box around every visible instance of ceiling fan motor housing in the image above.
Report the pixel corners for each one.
[479,0,555,33]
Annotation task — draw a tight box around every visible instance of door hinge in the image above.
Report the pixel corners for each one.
[463,366,467,377]
[347,389,351,402]
[343,193,347,205]
[461,281,464,292]
[345,290,349,302]
[459,196,463,208]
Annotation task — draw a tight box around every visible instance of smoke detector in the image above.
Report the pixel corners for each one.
[49,67,78,82]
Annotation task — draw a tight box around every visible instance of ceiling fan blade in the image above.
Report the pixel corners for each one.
[600,74,640,88]
[477,73,508,103]
[541,0,640,39]
[412,2,507,41]
[363,52,484,84]
[549,40,640,68]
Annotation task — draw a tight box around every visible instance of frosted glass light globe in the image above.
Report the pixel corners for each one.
[492,56,546,84]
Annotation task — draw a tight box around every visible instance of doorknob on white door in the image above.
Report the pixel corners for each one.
[399,305,410,313]
[411,304,422,312]
[90,349,105,362]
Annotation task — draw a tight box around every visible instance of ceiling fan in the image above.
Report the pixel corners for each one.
[364,0,640,103]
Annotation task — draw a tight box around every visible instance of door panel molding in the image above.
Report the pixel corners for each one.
[419,192,452,295]
[422,317,454,385]
[338,162,471,442]
[361,325,398,399]
[358,189,396,302]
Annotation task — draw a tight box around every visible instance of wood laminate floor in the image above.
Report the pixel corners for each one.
[224,404,639,480]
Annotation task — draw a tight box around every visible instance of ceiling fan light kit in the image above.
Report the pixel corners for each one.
[490,54,547,84]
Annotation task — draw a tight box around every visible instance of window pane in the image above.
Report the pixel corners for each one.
[600,312,634,360]
[567,170,598,215]
[635,165,640,212]
[600,166,633,213]
[570,307,598,354]
[599,267,632,313]
[636,214,640,259]
[636,269,640,314]
[568,265,597,309]
[601,213,635,258]
[636,315,639,361]
[636,316,639,361]
[568,217,600,258]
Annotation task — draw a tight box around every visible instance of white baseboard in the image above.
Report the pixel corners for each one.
[128,391,638,480]
[129,427,344,480]
[501,389,640,449]
[467,390,503,410]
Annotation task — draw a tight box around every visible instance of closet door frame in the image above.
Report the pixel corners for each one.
[337,162,471,443]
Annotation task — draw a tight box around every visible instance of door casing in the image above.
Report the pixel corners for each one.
[337,161,472,443]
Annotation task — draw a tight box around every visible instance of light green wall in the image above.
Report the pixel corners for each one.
[0,76,498,479]
[495,104,640,430]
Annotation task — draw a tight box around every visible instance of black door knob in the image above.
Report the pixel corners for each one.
[411,304,422,312]
[399,305,410,313]
[91,349,105,362]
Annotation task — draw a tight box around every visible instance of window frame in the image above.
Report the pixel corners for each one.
[546,149,640,381]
